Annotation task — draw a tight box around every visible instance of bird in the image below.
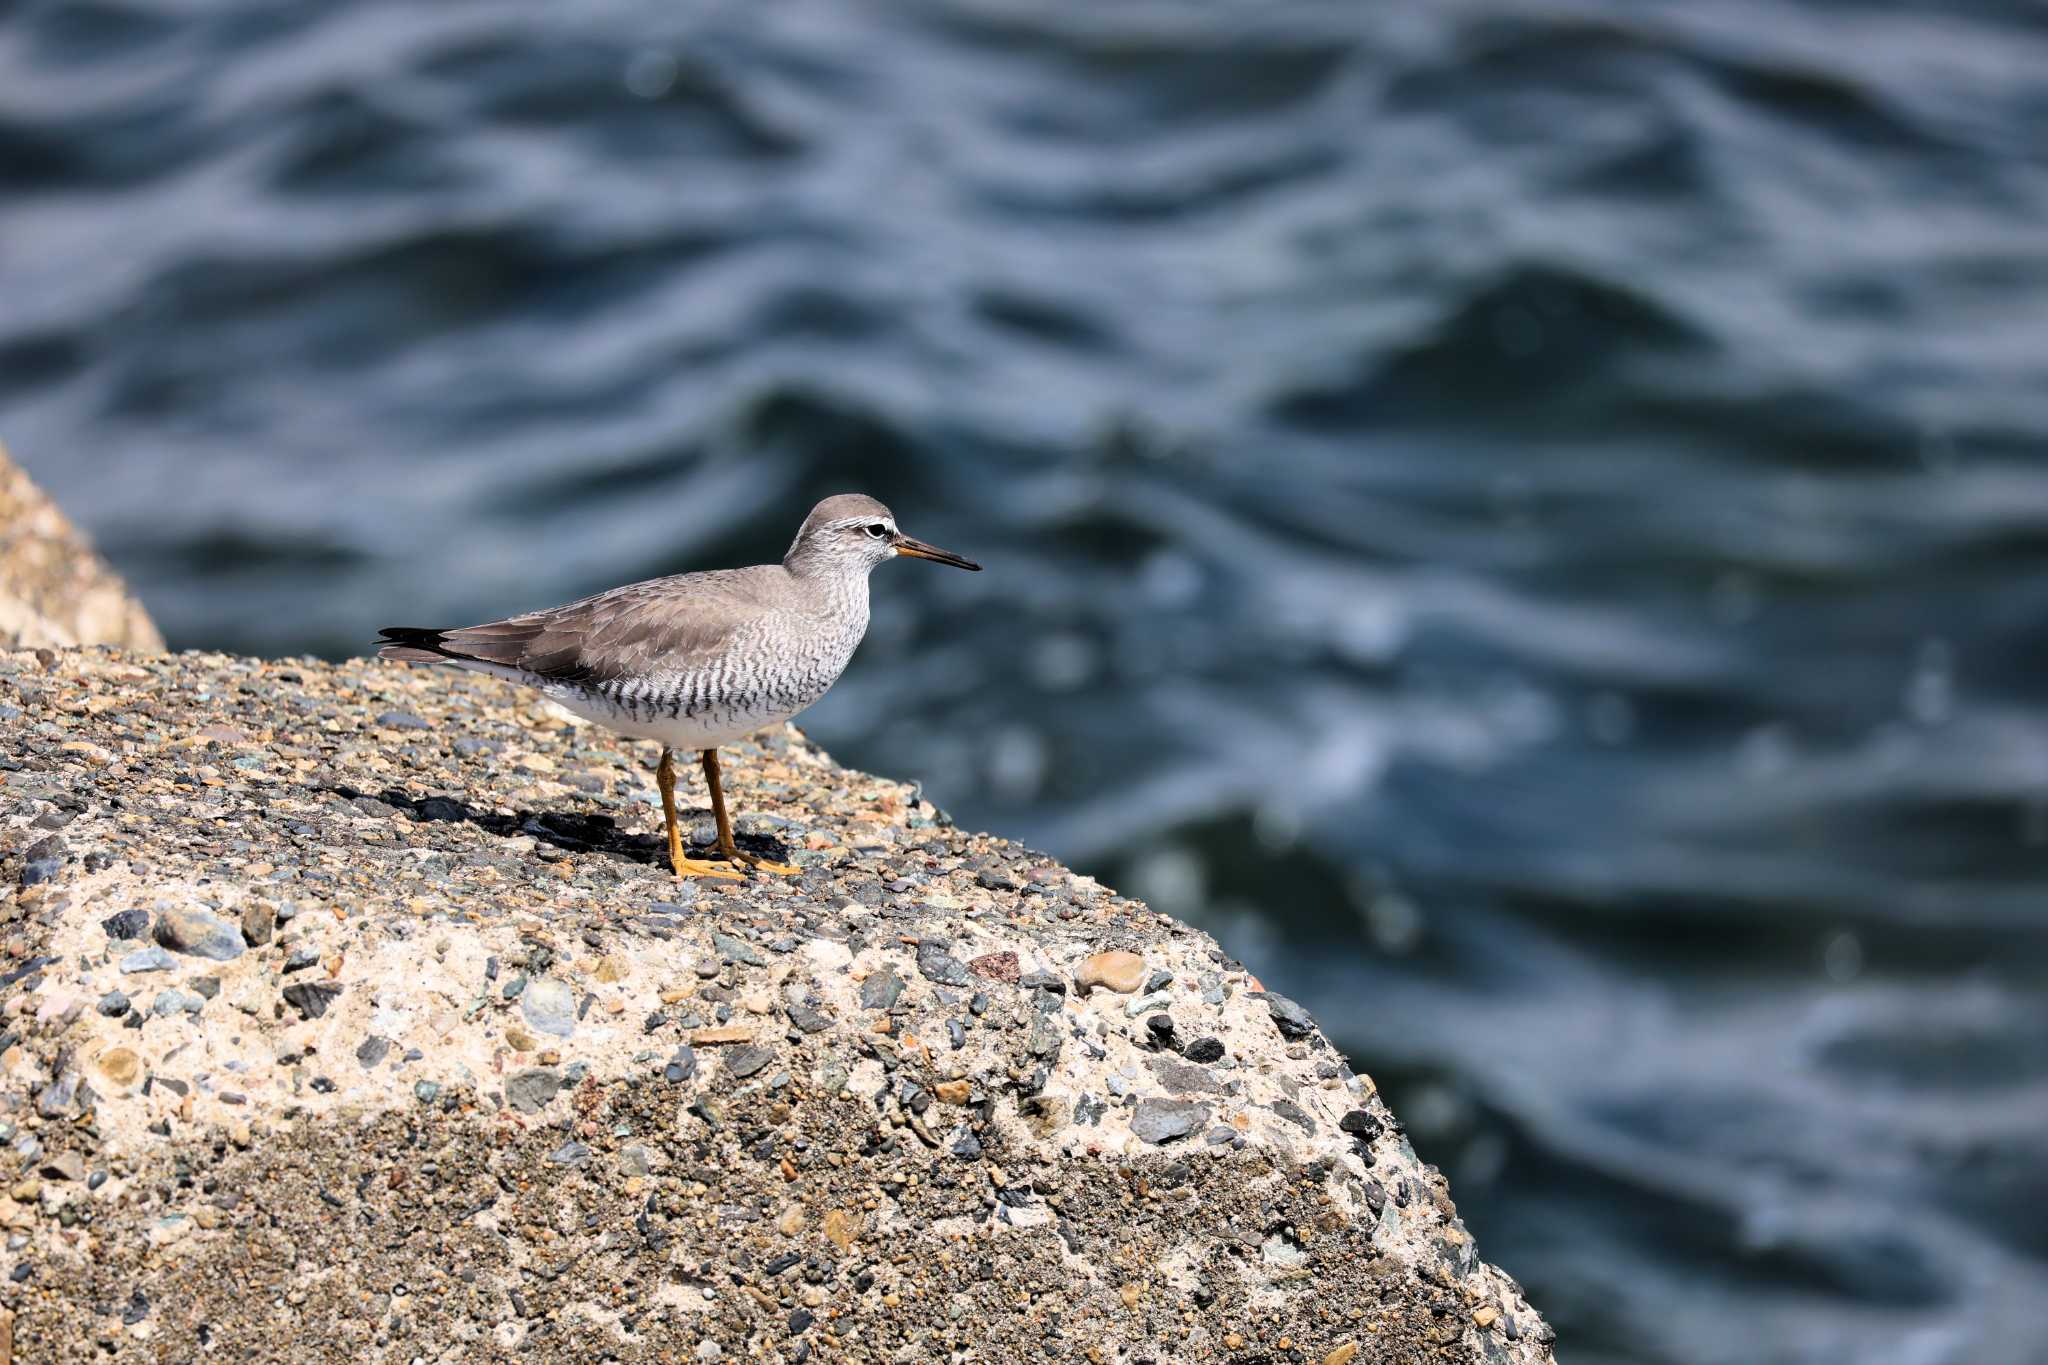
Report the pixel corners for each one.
[377,493,980,881]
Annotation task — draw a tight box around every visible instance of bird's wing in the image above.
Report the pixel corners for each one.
[378,570,770,685]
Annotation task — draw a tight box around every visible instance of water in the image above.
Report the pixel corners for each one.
[5,2,2048,1359]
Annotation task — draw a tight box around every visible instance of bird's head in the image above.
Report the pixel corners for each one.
[785,493,982,576]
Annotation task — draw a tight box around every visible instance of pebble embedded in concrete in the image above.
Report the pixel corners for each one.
[1077,950,1146,994]
[153,906,247,961]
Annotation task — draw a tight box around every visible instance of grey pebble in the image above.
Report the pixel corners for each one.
[724,1045,773,1079]
[711,931,766,967]
[1269,1099,1316,1133]
[356,1036,391,1069]
[119,946,175,974]
[505,1069,561,1114]
[1026,1014,1063,1059]
[547,1140,589,1167]
[97,991,130,1018]
[281,981,341,1020]
[916,942,970,987]
[859,969,904,1011]
[151,989,203,1017]
[519,978,575,1038]
[1130,1098,1211,1145]
[153,907,247,961]
[35,1074,78,1119]
[1147,1058,1225,1095]
[786,1001,833,1034]
[1263,993,1315,1040]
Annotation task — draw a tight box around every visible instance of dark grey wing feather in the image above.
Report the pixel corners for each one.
[379,571,764,684]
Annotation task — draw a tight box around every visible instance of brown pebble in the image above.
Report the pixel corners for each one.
[690,1026,754,1045]
[96,1046,141,1089]
[1078,950,1146,994]
[967,951,1019,983]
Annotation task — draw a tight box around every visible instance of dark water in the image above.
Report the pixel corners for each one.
[6,1,2048,1359]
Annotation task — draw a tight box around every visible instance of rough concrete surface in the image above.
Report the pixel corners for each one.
[0,449,164,654]
[0,648,1554,1363]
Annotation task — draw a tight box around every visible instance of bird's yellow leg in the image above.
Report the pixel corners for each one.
[657,746,740,881]
[701,748,798,875]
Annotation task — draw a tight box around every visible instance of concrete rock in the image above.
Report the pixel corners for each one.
[0,445,163,650]
[0,646,1553,1365]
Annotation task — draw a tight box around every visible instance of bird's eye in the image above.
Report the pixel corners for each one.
[864,524,890,539]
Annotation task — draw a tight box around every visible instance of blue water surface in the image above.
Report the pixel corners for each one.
[4,3,2047,1361]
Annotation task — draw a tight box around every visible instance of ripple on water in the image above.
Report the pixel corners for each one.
[4,2,2048,1362]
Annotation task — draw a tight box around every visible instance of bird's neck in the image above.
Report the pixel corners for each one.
[785,560,871,620]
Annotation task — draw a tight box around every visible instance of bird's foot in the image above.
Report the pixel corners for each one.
[671,854,745,882]
[718,844,800,876]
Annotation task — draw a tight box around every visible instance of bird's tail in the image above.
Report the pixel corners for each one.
[376,626,461,666]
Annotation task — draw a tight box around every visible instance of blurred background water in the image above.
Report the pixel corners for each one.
[5,1,2048,1360]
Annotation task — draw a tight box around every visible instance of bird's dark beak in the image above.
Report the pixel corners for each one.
[892,535,981,571]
